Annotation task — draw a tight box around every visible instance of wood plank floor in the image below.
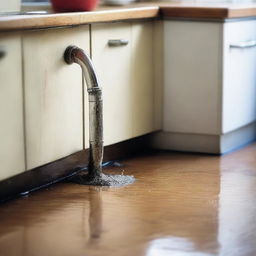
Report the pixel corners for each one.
[1,143,256,256]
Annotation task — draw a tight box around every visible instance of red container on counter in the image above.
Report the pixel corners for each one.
[50,0,99,12]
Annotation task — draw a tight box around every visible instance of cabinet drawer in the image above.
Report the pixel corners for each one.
[23,27,90,169]
[223,20,256,133]
[0,35,25,180]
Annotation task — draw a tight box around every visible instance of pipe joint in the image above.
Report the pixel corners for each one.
[88,87,102,95]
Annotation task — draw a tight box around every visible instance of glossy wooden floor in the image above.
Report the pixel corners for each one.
[1,143,256,256]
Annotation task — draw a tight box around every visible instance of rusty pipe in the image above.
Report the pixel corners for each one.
[64,46,103,179]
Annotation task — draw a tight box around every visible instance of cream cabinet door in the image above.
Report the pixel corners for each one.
[91,22,133,146]
[131,21,154,137]
[163,21,222,135]
[0,35,25,180]
[0,0,20,13]
[91,21,155,146]
[23,27,90,170]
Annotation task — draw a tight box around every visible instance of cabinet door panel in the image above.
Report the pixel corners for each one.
[152,20,163,131]
[91,23,133,146]
[0,0,20,12]
[223,20,256,133]
[0,35,25,180]
[131,21,154,137]
[163,21,222,135]
[23,27,90,169]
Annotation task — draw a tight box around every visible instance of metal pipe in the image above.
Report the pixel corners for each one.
[64,46,135,187]
[64,46,103,180]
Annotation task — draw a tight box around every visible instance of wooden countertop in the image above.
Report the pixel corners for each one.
[1,2,256,32]
[0,5,159,32]
[160,2,256,19]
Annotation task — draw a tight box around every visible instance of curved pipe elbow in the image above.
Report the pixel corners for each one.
[64,45,100,90]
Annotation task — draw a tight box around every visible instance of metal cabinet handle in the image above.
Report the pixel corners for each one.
[108,39,129,47]
[0,47,6,59]
[230,40,256,49]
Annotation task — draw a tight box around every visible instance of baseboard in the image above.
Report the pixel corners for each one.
[150,132,220,154]
[0,134,153,202]
[221,123,256,154]
[150,122,256,154]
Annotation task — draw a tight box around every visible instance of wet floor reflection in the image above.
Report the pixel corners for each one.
[0,145,256,255]
[0,187,104,256]
[218,147,256,256]
[88,189,103,241]
[146,237,216,256]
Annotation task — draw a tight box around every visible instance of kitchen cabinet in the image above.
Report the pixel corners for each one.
[0,35,25,180]
[157,19,256,154]
[91,22,133,146]
[1,20,157,174]
[223,20,256,133]
[0,20,159,182]
[131,21,154,137]
[91,21,155,146]
[23,26,90,169]
[163,21,222,136]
